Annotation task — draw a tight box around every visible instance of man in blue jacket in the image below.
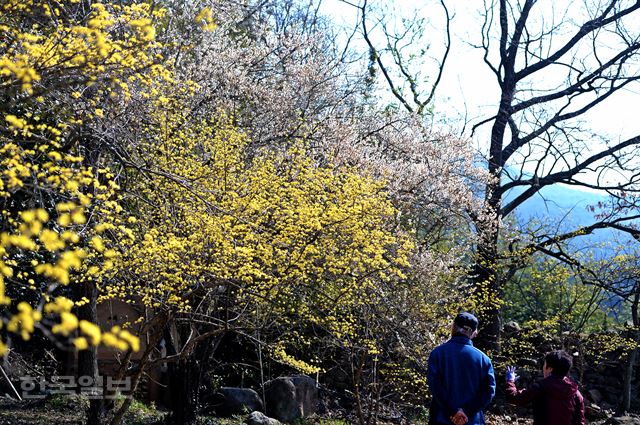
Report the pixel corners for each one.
[427,312,496,425]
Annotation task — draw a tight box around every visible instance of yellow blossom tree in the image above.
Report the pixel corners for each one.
[98,73,414,420]
[0,5,175,425]
[1,2,485,424]
[0,0,174,356]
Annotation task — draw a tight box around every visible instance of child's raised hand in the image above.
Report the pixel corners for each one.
[506,365,518,382]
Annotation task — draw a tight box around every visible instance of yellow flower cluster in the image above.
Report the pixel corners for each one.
[100,326,140,352]
[0,1,167,97]
[6,302,42,341]
[0,0,171,355]
[273,344,321,375]
[99,77,413,370]
[382,362,429,401]
[0,152,139,354]
[195,7,218,32]
[114,108,411,320]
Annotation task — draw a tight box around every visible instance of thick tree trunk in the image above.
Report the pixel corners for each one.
[74,281,103,425]
[472,198,502,354]
[168,357,200,424]
[471,80,514,354]
[167,326,216,425]
[472,127,506,353]
[472,237,502,354]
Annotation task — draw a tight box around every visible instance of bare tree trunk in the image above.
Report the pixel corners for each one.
[472,226,502,354]
[472,136,506,354]
[470,43,516,353]
[167,324,218,425]
[622,347,638,413]
[74,281,103,425]
[107,311,169,425]
[470,0,640,354]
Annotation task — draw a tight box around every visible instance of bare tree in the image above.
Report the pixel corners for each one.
[339,0,452,116]
[466,0,640,351]
[342,0,640,352]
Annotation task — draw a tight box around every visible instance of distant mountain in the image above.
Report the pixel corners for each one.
[505,183,634,258]
[507,183,604,227]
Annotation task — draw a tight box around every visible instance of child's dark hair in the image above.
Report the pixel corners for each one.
[544,350,573,376]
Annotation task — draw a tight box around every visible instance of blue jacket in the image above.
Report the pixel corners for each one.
[427,335,496,424]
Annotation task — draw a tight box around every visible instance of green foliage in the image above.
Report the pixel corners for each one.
[583,332,639,365]
[123,399,164,425]
[46,393,89,411]
[503,255,613,333]
[194,416,245,425]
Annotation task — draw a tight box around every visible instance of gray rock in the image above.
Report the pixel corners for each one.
[520,357,539,368]
[264,375,318,423]
[246,411,282,425]
[291,375,317,418]
[585,404,607,421]
[604,416,640,425]
[588,388,603,404]
[503,321,521,333]
[265,378,297,423]
[213,387,264,417]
